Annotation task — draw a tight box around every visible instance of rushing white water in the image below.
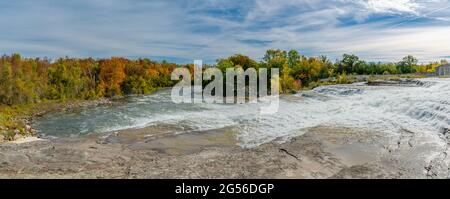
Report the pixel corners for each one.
[35,78,450,148]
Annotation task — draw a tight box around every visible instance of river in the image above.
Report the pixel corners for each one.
[34,78,450,148]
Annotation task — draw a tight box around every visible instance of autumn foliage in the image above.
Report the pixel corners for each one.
[0,54,176,105]
[0,51,446,106]
[99,57,127,97]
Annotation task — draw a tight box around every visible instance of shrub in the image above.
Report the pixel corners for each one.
[337,73,348,84]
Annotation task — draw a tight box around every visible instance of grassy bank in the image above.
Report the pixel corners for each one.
[0,103,35,141]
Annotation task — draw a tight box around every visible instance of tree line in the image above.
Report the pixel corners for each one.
[0,51,447,106]
[216,50,446,93]
[0,54,176,105]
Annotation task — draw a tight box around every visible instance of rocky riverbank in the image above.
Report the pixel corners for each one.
[0,125,448,179]
[0,98,113,142]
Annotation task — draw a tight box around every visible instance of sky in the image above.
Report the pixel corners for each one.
[0,0,449,63]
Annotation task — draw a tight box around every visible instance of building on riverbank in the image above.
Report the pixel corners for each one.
[436,64,450,76]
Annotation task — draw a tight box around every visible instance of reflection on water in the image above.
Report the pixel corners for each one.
[35,78,450,147]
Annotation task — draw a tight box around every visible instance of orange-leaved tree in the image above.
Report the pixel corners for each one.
[98,57,127,97]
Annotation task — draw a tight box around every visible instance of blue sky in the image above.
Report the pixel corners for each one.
[0,0,449,63]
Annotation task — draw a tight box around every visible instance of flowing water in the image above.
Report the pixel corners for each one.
[34,78,450,148]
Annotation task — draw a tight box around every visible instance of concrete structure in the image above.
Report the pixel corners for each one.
[436,64,450,76]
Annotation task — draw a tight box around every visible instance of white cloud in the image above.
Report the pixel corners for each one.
[363,0,418,14]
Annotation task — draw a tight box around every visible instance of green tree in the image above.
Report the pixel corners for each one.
[397,55,418,74]
[287,50,301,68]
[216,58,235,73]
[336,54,362,74]
[227,54,258,70]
